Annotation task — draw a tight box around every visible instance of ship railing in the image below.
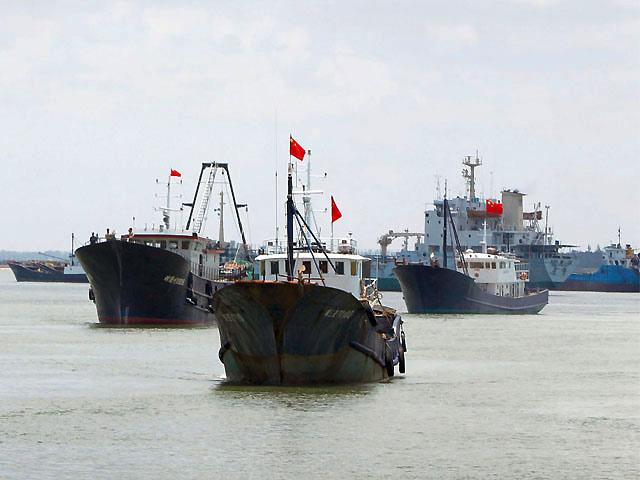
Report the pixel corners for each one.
[259,237,358,255]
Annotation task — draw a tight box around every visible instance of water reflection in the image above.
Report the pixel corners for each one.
[211,381,375,410]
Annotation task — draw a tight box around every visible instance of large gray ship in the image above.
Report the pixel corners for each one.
[368,155,576,290]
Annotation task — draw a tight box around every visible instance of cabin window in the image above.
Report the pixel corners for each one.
[169,241,179,249]
[303,261,312,275]
[485,262,491,268]
[491,263,496,269]
[159,240,167,249]
[144,240,153,246]
[470,262,483,269]
[351,261,358,276]
[181,241,190,250]
[319,260,328,274]
[499,262,506,268]
[456,261,463,268]
[270,261,279,275]
[335,261,345,275]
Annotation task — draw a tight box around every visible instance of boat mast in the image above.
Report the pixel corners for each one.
[165,172,172,230]
[543,205,550,247]
[481,220,488,254]
[70,233,75,266]
[286,163,295,280]
[218,191,225,244]
[462,153,482,201]
[443,188,448,269]
[303,150,312,227]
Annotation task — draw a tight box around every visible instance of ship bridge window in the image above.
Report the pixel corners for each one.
[303,261,312,275]
[319,260,328,274]
[470,262,484,269]
[335,261,344,275]
[181,241,190,250]
[351,261,358,276]
[270,261,279,275]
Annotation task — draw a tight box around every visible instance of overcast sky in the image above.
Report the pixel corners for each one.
[1,0,638,252]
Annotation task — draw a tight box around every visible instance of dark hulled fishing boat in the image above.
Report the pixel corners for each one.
[213,158,406,385]
[8,260,87,283]
[76,163,249,326]
[8,235,88,283]
[395,196,548,314]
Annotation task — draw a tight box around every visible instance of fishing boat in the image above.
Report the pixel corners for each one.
[8,235,88,283]
[395,195,548,314]
[213,154,406,385]
[76,163,250,326]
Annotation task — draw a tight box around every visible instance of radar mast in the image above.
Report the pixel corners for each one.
[462,153,482,201]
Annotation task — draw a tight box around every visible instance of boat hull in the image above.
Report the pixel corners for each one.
[7,262,88,283]
[394,264,549,314]
[76,241,219,326]
[557,266,639,293]
[213,282,395,385]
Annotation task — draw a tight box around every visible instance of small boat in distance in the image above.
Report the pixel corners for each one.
[213,156,406,385]
[76,163,250,326]
[395,196,548,314]
[8,234,88,283]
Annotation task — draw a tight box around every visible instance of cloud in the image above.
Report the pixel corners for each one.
[425,23,479,52]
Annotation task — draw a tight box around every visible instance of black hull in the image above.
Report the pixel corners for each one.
[213,282,401,385]
[8,262,88,283]
[394,264,549,314]
[76,241,221,326]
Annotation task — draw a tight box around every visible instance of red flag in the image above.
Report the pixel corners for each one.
[486,199,503,215]
[170,169,182,177]
[331,196,342,223]
[289,135,306,161]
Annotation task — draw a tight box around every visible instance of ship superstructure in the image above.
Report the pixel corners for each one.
[369,154,576,290]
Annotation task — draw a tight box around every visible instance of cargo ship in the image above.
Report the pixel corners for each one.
[213,152,406,385]
[76,163,249,326]
[394,197,548,314]
[368,154,576,291]
[558,241,639,292]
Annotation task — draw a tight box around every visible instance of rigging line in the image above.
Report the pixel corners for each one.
[294,209,337,273]
[223,179,243,244]
[293,213,326,286]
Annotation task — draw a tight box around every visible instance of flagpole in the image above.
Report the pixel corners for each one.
[331,219,334,253]
[166,172,171,230]
[274,112,279,250]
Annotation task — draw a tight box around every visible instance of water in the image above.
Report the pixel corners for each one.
[0,267,638,479]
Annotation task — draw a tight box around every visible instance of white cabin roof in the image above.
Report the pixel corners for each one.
[255,252,369,262]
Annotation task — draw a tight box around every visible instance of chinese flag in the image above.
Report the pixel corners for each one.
[486,199,503,215]
[289,135,306,161]
[331,196,342,223]
[170,169,182,177]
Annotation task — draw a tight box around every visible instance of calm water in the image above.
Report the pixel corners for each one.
[0,267,638,479]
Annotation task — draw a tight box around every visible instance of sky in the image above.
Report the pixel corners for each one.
[1,0,638,252]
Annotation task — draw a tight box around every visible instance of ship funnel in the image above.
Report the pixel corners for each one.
[501,190,525,231]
